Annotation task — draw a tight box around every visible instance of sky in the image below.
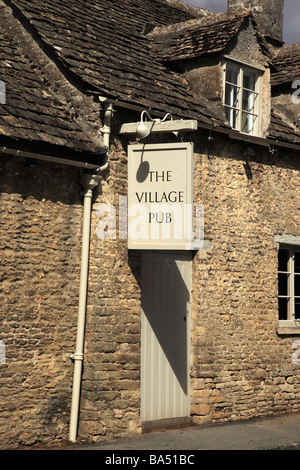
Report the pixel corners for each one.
[183,0,299,45]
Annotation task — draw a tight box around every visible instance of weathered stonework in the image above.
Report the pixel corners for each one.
[76,138,143,441]
[177,17,271,138]
[190,132,300,424]
[0,155,83,448]
[228,0,284,44]
[71,127,300,442]
[2,117,300,449]
[1,0,300,452]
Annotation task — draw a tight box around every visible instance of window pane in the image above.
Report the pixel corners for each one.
[241,111,256,135]
[241,112,249,134]
[295,299,300,320]
[243,71,256,91]
[225,83,239,107]
[278,273,289,296]
[278,249,289,272]
[294,252,300,273]
[242,90,255,113]
[226,68,238,85]
[295,274,300,296]
[225,106,238,129]
[279,298,288,320]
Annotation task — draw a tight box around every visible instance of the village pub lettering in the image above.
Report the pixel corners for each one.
[135,170,184,224]
[128,143,194,250]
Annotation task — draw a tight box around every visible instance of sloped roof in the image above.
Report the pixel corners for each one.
[0,0,299,152]
[269,111,300,145]
[148,10,272,65]
[148,11,256,63]
[271,44,300,88]
[0,2,106,156]
[2,0,229,130]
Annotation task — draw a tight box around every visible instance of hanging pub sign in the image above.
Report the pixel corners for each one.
[128,142,194,250]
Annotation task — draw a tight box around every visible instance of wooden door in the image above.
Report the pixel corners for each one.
[141,252,191,425]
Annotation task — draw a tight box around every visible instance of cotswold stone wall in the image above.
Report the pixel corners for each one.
[0,155,82,449]
[76,127,300,442]
[76,125,300,443]
[227,0,284,43]
[2,128,300,449]
[190,134,300,424]
[78,137,143,441]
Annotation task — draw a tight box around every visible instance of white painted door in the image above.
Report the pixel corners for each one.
[141,252,191,423]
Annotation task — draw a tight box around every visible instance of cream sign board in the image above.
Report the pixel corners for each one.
[128,142,194,250]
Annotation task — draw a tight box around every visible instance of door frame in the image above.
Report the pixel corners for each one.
[140,251,192,430]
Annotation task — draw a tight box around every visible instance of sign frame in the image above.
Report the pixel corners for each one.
[128,142,194,250]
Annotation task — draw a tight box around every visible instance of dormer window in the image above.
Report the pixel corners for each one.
[223,60,261,136]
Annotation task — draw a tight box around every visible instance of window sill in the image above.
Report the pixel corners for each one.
[277,321,300,335]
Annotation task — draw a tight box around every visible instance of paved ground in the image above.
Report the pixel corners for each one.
[61,412,300,451]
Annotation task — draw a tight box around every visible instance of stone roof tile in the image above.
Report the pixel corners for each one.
[269,111,300,145]
[0,0,299,149]
[4,0,228,129]
[0,2,105,156]
[148,11,271,63]
[271,44,300,87]
[149,12,247,62]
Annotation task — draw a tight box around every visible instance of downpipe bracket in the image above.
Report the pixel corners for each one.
[68,352,84,361]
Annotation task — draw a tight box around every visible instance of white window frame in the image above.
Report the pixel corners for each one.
[277,241,300,334]
[223,59,262,137]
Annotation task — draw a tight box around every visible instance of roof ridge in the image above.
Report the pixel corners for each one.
[148,10,251,38]
[161,0,212,18]
[274,43,300,57]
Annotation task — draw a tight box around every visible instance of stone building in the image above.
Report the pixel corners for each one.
[0,0,300,449]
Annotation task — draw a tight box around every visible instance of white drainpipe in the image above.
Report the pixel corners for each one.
[69,101,114,443]
[69,173,101,443]
[101,101,114,152]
